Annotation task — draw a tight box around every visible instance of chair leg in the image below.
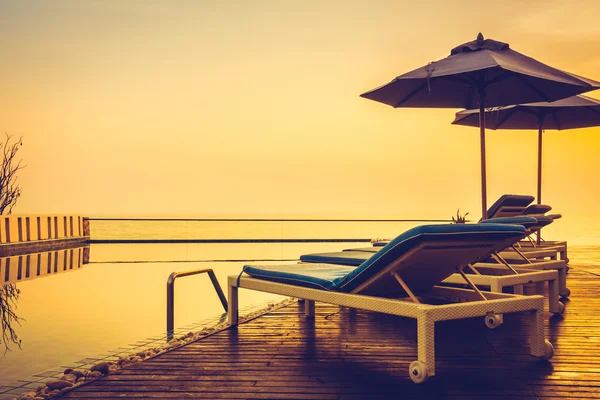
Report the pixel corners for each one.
[228,284,239,326]
[535,282,545,296]
[528,306,546,358]
[305,300,315,318]
[489,282,504,324]
[490,282,502,293]
[417,316,435,376]
[513,285,524,295]
[548,278,564,314]
[558,267,570,298]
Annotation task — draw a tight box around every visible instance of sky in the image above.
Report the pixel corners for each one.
[1,0,600,219]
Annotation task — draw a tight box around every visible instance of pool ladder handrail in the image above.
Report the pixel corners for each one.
[166,268,228,335]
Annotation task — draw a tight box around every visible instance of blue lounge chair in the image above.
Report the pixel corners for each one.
[228,224,554,384]
[486,194,536,219]
[484,195,567,263]
[358,216,570,298]
[301,216,564,316]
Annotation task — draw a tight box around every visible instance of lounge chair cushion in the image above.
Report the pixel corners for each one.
[480,216,538,229]
[343,247,379,253]
[242,263,355,290]
[244,224,526,295]
[530,215,553,229]
[300,251,369,266]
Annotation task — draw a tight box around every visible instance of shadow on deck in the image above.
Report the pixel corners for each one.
[61,266,600,399]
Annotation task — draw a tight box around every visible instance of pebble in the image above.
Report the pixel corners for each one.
[46,379,74,390]
[61,373,77,383]
[89,371,103,378]
[90,361,111,374]
[71,370,85,378]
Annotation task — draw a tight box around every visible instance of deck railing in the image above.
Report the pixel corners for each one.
[0,215,89,244]
[166,268,228,338]
[1,246,89,284]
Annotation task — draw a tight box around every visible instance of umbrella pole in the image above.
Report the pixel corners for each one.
[479,88,488,220]
[537,122,543,245]
[537,123,543,205]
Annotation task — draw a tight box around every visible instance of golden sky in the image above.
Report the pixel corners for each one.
[2,0,600,219]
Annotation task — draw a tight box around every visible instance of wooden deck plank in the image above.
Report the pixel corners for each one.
[61,266,600,399]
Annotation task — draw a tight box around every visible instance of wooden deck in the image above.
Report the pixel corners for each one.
[62,264,600,399]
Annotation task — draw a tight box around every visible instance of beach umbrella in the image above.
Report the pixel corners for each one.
[452,94,600,205]
[360,33,600,219]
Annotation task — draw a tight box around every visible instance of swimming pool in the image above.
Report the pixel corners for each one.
[0,240,364,390]
[3,215,594,395]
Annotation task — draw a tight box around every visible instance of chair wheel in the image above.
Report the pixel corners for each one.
[485,314,502,329]
[409,360,429,384]
[552,302,565,315]
[560,288,571,298]
[541,340,554,360]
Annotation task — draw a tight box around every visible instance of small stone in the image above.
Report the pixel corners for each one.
[89,371,103,378]
[71,369,85,378]
[90,361,111,374]
[61,373,77,383]
[136,351,147,358]
[108,365,118,372]
[64,368,74,374]
[48,389,60,396]
[77,377,85,383]
[46,379,74,390]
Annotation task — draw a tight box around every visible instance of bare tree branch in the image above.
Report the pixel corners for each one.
[0,133,24,214]
[0,284,23,353]
[0,132,25,352]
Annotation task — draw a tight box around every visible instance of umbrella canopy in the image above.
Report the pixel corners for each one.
[361,33,600,219]
[452,94,600,204]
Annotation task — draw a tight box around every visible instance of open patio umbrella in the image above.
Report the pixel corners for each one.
[360,33,600,219]
[452,94,600,205]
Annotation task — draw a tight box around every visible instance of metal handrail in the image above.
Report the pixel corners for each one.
[166,268,228,336]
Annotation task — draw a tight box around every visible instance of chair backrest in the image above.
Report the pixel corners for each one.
[526,216,554,233]
[522,204,552,215]
[485,194,535,220]
[332,224,525,296]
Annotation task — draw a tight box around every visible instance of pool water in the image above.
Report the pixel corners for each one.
[0,241,363,387]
